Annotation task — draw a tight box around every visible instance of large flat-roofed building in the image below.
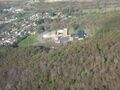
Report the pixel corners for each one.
[42,28,68,39]
[56,28,68,37]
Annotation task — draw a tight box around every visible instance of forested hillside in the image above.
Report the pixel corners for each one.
[0,10,120,90]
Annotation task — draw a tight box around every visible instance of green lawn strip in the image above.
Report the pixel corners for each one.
[18,35,38,47]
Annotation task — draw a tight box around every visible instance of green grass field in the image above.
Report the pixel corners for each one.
[18,35,38,47]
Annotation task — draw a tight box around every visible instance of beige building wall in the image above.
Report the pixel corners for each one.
[57,28,68,37]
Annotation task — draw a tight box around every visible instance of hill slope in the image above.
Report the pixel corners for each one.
[0,12,120,90]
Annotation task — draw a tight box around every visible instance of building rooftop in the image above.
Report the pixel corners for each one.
[72,31,87,38]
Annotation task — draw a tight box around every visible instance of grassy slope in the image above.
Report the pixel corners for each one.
[18,34,38,47]
[0,11,120,90]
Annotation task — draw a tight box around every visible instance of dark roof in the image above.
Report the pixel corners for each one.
[72,31,86,38]
[60,37,70,44]
[78,31,86,36]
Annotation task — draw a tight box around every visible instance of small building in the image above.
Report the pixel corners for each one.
[15,9,24,13]
[72,31,87,40]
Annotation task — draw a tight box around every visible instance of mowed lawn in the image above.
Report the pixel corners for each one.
[18,35,38,47]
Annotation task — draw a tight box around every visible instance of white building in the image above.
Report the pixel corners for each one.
[42,28,68,39]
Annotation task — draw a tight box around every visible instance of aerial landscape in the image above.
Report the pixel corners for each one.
[0,0,120,90]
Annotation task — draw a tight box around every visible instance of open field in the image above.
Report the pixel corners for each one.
[18,34,38,47]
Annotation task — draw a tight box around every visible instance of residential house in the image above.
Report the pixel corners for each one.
[72,31,87,40]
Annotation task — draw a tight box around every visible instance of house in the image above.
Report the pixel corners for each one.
[15,9,24,13]
[72,31,87,40]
